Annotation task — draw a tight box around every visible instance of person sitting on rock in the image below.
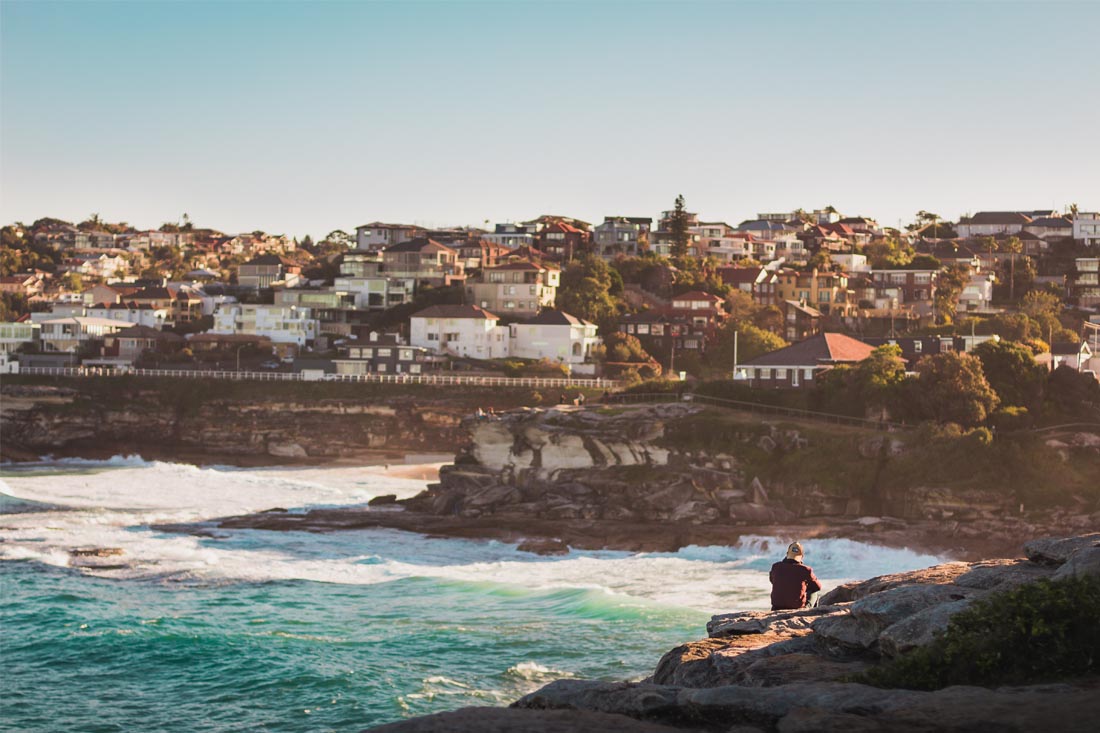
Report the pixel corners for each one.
[769,541,822,611]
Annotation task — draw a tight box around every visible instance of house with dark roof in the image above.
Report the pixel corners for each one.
[1049,341,1093,372]
[956,212,1032,239]
[102,325,184,364]
[333,331,441,376]
[737,332,875,388]
[594,217,651,258]
[718,266,779,307]
[509,310,600,366]
[618,311,710,370]
[1023,216,1073,240]
[409,304,508,359]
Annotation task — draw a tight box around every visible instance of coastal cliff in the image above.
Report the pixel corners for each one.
[397,403,1100,557]
[0,378,572,463]
[366,533,1100,732]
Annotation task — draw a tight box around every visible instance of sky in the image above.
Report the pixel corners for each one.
[1,0,1097,239]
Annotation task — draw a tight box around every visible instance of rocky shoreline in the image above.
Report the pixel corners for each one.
[364,532,1100,732]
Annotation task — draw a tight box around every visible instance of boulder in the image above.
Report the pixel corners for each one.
[877,597,976,658]
[516,538,570,556]
[708,606,840,638]
[1053,546,1100,581]
[819,562,969,605]
[367,494,398,506]
[652,633,816,688]
[736,653,869,688]
[1023,533,1100,565]
[952,558,1053,590]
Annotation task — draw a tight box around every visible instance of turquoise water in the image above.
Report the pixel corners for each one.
[0,460,945,732]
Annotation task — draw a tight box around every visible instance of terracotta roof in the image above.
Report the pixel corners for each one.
[412,304,499,320]
[741,332,874,367]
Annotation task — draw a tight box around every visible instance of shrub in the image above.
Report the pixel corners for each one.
[990,405,1031,432]
[857,576,1100,690]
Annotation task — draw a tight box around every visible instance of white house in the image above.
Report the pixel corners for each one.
[957,270,996,313]
[508,311,600,366]
[39,317,134,353]
[211,304,319,346]
[830,253,871,273]
[409,304,509,359]
[86,302,169,328]
[956,212,1031,239]
[1073,213,1100,246]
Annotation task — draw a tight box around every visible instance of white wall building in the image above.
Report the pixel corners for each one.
[508,311,600,365]
[1074,213,1100,246]
[409,304,509,359]
[211,304,319,346]
[40,317,134,353]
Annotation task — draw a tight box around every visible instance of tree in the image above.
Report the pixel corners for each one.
[910,351,999,427]
[555,255,621,329]
[669,194,690,258]
[864,238,914,268]
[853,344,908,412]
[934,264,969,324]
[972,339,1045,410]
[703,321,786,378]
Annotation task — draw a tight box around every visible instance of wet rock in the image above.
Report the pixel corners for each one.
[69,547,124,557]
[368,494,398,506]
[516,538,570,556]
[362,706,696,732]
[267,441,307,458]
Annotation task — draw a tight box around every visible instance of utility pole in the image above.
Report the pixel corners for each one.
[732,329,739,380]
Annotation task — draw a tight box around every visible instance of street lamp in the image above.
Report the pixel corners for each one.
[236,343,246,372]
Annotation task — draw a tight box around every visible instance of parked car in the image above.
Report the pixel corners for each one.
[259,360,281,370]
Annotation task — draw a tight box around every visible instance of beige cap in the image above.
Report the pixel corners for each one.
[786,542,804,560]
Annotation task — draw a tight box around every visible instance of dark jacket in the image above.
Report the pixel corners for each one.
[769,558,822,610]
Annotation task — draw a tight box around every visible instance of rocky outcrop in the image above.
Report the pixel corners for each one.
[1,382,509,461]
[361,534,1100,732]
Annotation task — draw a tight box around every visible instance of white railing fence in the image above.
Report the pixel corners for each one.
[15,366,619,389]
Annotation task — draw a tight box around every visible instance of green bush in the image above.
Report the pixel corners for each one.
[857,576,1100,690]
[990,405,1031,432]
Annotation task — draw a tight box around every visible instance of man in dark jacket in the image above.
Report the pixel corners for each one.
[769,541,822,611]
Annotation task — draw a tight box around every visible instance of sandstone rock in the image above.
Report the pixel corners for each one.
[670,501,720,524]
[737,653,869,688]
[1024,533,1100,565]
[652,633,816,688]
[515,679,1100,733]
[1053,546,1100,580]
[708,606,840,638]
[267,441,307,458]
[818,562,969,606]
[362,706,696,732]
[877,598,975,658]
[953,558,1053,591]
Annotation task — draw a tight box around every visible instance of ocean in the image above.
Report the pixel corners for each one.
[0,458,945,732]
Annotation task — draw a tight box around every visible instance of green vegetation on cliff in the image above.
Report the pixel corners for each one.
[858,576,1100,690]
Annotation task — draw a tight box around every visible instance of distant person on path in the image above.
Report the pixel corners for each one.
[769,541,822,611]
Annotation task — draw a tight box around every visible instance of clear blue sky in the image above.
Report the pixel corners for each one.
[2,0,1097,239]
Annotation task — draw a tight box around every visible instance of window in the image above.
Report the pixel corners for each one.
[637,324,650,335]
[777,368,788,379]
[399,349,412,360]
[651,324,664,335]
[427,333,439,341]
[760,368,772,378]
[410,364,421,374]
[376,363,387,372]
[506,301,515,309]
[377,348,392,357]
[804,368,814,380]
[914,341,922,353]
